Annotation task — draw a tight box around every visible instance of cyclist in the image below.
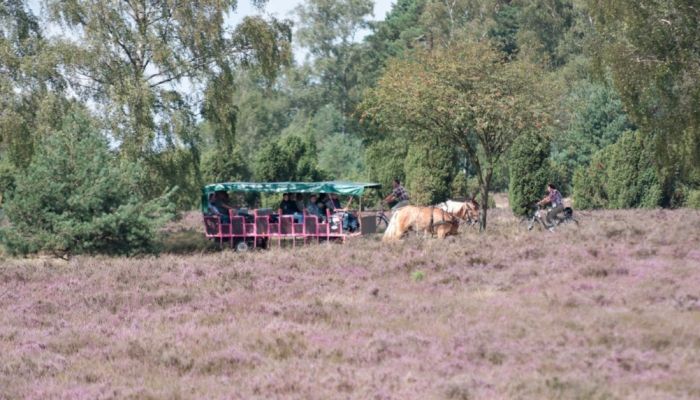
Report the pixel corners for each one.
[537,183,564,228]
[383,178,410,210]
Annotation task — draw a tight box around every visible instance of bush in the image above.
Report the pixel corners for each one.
[404,140,457,205]
[573,131,662,209]
[0,160,16,206]
[508,133,550,216]
[686,190,700,209]
[0,113,174,257]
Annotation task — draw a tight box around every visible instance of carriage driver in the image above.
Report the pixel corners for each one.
[537,183,564,228]
[384,178,410,210]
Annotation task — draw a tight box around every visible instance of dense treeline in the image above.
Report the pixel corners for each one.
[1,0,698,253]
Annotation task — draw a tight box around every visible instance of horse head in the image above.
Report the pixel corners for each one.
[464,198,480,224]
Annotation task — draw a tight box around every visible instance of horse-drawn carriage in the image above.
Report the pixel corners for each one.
[201,181,382,251]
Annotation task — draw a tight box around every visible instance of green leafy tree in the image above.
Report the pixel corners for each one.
[573,130,662,209]
[0,112,174,257]
[508,133,551,216]
[0,1,68,168]
[552,81,633,184]
[296,0,373,135]
[364,136,409,192]
[47,0,292,161]
[587,0,700,191]
[362,42,550,230]
[516,0,577,67]
[253,135,325,182]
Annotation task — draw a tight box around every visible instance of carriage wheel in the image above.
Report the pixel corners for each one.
[235,240,249,252]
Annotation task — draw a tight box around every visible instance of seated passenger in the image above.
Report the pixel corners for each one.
[330,193,342,210]
[306,194,325,221]
[279,193,298,215]
[295,193,305,214]
[342,212,359,232]
[208,192,230,223]
[280,193,303,222]
[320,194,335,213]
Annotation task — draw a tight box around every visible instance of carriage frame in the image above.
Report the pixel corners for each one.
[201,181,382,250]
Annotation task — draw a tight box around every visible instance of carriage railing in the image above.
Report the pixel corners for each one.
[202,207,365,248]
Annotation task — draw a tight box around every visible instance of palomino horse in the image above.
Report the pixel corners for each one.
[436,199,480,226]
[382,206,460,242]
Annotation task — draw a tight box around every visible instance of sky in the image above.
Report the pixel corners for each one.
[232,0,395,24]
[29,0,396,61]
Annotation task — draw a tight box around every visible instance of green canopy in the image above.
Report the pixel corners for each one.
[201,181,382,212]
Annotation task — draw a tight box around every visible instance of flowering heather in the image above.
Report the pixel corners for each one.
[1,209,700,399]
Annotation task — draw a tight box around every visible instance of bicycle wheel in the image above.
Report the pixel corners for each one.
[377,214,389,229]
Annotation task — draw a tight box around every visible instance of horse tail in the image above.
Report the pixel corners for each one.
[382,209,402,242]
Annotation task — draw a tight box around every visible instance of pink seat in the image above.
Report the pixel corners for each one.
[204,215,231,247]
[230,215,247,249]
[303,215,319,244]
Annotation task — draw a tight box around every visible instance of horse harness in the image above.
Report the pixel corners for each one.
[428,206,455,236]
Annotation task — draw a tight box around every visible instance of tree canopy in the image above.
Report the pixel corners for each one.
[361,42,550,228]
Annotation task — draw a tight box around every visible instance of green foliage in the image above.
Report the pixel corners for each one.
[201,146,250,184]
[318,133,365,180]
[573,131,662,209]
[364,136,408,192]
[404,139,457,205]
[47,0,292,160]
[0,160,16,206]
[587,0,700,188]
[295,0,373,134]
[508,133,551,216]
[516,0,577,67]
[685,190,700,210]
[552,82,633,184]
[0,113,174,257]
[450,172,470,199]
[0,1,68,168]
[489,4,520,56]
[254,135,325,182]
[361,42,550,229]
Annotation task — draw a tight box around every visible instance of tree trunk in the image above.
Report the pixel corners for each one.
[479,173,492,231]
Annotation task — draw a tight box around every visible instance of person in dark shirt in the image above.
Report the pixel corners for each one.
[329,193,342,209]
[279,193,299,215]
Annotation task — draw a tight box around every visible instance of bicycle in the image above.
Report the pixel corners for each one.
[376,204,390,229]
[525,204,578,231]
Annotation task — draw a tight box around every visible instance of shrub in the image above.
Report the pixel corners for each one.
[686,189,700,209]
[0,113,174,257]
[573,131,662,209]
[0,160,16,206]
[508,133,550,216]
[404,140,457,205]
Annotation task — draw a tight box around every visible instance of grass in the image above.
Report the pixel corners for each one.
[1,208,700,399]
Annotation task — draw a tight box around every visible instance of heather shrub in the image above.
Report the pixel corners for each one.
[573,131,662,209]
[508,132,550,216]
[0,113,174,257]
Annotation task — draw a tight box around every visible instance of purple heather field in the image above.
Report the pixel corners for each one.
[1,208,700,399]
